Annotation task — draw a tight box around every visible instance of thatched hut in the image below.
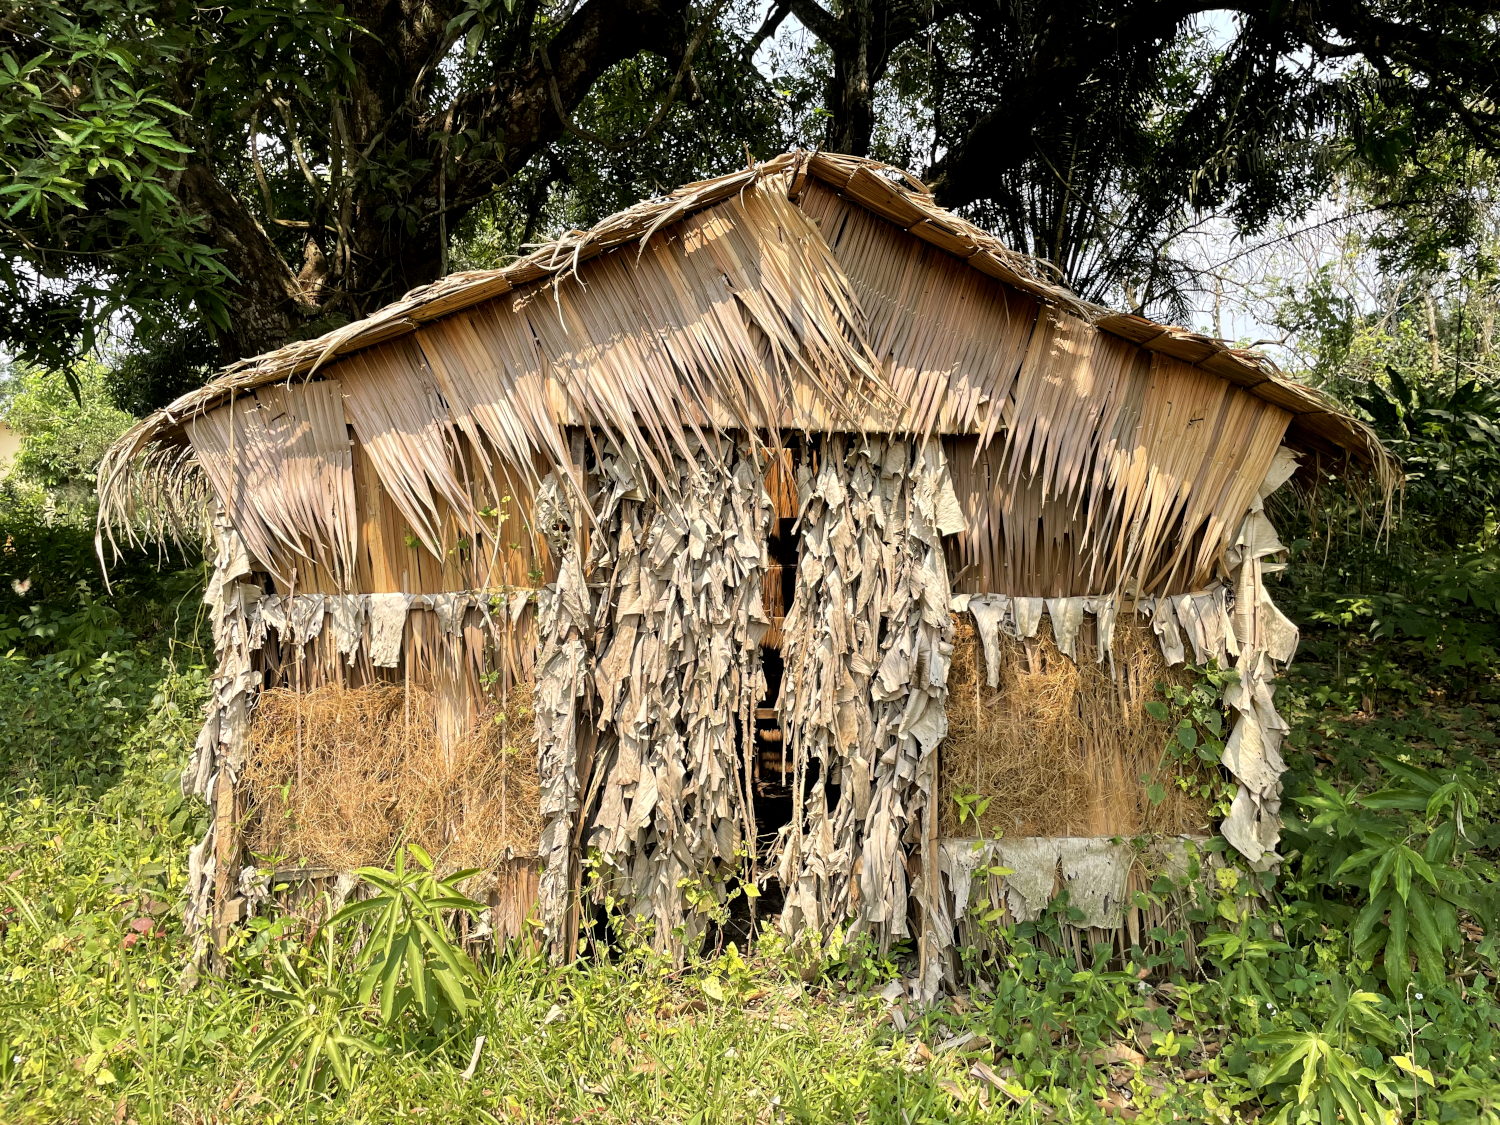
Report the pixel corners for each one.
[100,152,1395,983]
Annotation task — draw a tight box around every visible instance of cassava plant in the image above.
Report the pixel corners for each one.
[1256,975,1401,1125]
[247,932,381,1100]
[329,844,487,1030]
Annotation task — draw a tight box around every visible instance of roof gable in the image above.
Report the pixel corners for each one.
[100,151,1397,543]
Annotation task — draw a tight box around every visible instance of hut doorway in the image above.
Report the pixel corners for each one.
[750,534,796,835]
[743,447,803,921]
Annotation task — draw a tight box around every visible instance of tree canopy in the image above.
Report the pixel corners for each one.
[2,0,1498,400]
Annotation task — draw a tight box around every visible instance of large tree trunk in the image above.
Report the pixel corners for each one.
[822,0,878,156]
[790,0,939,159]
[172,0,690,364]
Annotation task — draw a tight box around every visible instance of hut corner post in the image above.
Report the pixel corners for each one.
[182,507,259,972]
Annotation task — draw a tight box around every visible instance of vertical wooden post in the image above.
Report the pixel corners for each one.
[919,741,940,992]
[433,652,470,849]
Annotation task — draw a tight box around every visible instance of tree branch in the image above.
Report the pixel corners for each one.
[742,0,792,66]
[442,0,690,211]
[785,0,845,50]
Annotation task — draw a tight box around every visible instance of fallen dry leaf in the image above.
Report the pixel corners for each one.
[1096,1090,1139,1119]
[219,1078,245,1111]
[657,997,706,1019]
[969,1061,1055,1118]
[1093,1043,1146,1067]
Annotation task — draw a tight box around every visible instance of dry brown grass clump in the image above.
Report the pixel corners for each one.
[243,679,539,874]
[940,614,1212,839]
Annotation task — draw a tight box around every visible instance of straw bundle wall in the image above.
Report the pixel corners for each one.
[243,680,540,874]
[938,617,1211,839]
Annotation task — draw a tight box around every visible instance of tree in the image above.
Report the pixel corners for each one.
[1,360,132,492]
[1,0,739,372]
[6,0,1498,389]
[770,0,1500,310]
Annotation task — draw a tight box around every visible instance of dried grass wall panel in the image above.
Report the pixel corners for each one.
[243,679,540,875]
[940,616,1209,839]
[799,180,1039,438]
[187,380,357,591]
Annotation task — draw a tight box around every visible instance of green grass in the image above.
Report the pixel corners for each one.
[1,614,1498,1124]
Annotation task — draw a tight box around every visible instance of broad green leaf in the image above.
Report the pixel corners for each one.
[1386,896,1410,997]
[1351,888,1391,951]
[1392,1055,1435,1087]
[1405,890,1445,981]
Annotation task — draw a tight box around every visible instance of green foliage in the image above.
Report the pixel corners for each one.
[2,361,132,492]
[453,14,788,271]
[1142,662,1234,809]
[0,0,235,369]
[1356,374,1500,550]
[247,942,382,1100]
[102,322,221,416]
[1256,978,1399,1125]
[1286,755,1494,998]
[332,845,486,1028]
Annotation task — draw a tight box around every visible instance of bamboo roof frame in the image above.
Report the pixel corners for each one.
[98,150,1398,542]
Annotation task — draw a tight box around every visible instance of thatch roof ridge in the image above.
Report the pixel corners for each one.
[103,150,1395,489]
